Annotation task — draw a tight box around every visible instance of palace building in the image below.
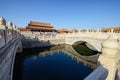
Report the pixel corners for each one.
[57,28,70,33]
[101,26,120,32]
[26,21,56,32]
[18,28,30,31]
[18,21,72,33]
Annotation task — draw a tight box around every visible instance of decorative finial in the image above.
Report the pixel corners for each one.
[8,22,13,29]
[102,34,119,57]
[111,29,114,33]
[0,17,6,29]
[13,24,16,30]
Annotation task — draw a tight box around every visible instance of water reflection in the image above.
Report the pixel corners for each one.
[13,44,99,80]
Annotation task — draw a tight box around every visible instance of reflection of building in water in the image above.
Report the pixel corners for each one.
[64,45,99,69]
[39,50,61,57]
[31,45,98,69]
[32,56,37,60]
[64,51,98,69]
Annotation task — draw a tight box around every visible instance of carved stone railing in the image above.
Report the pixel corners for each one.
[20,30,120,42]
[0,30,5,48]
[84,35,120,80]
[0,17,22,80]
[0,17,20,49]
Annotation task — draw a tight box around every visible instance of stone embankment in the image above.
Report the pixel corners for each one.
[22,38,65,48]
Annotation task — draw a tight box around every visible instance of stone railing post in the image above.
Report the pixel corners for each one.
[13,24,17,38]
[86,30,89,33]
[72,30,75,35]
[0,17,6,30]
[6,22,13,42]
[96,29,99,33]
[8,22,13,29]
[111,29,114,34]
[13,24,16,30]
[0,17,7,44]
[42,34,45,40]
[50,34,52,39]
[98,35,119,80]
[0,17,6,48]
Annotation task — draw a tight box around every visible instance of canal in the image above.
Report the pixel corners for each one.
[13,44,99,80]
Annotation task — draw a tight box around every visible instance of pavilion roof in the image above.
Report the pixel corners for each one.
[58,28,68,31]
[27,26,56,30]
[101,27,120,31]
[29,21,53,28]
[18,28,30,31]
[57,28,70,33]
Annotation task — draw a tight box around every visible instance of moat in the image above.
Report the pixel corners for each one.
[13,44,99,80]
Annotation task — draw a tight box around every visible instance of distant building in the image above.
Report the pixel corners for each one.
[26,21,56,32]
[101,27,120,32]
[57,28,70,33]
[18,28,30,31]
[71,28,79,32]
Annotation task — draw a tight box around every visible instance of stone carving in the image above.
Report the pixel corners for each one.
[98,34,119,80]
[8,22,13,29]
[0,33,2,38]
[0,17,6,30]
[13,24,16,30]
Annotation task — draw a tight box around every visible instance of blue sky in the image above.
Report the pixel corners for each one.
[0,0,120,30]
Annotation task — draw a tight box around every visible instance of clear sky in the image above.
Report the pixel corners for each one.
[0,0,120,30]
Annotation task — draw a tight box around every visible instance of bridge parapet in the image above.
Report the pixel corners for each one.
[21,30,120,52]
[0,30,5,48]
[21,30,120,41]
[0,17,20,49]
[64,31,120,40]
[0,17,22,80]
[85,35,120,80]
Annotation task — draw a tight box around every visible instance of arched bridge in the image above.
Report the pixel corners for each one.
[64,32,120,52]
[0,17,22,80]
[65,36,102,52]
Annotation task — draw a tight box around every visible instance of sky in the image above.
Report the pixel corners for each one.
[0,0,120,30]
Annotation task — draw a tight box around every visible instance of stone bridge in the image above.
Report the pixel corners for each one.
[0,17,22,80]
[65,36,103,52]
[64,31,120,52]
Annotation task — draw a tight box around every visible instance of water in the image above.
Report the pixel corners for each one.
[13,45,98,80]
[72,43,99,56]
